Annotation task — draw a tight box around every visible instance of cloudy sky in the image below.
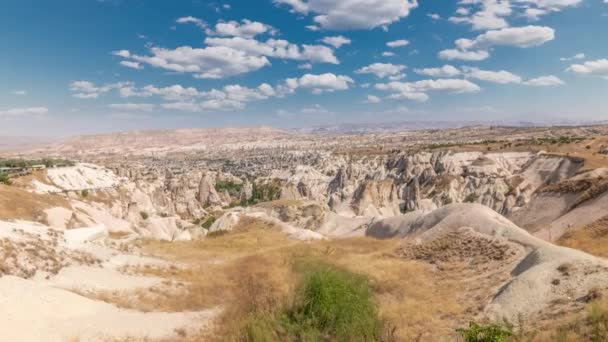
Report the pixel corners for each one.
[1,0,608,136]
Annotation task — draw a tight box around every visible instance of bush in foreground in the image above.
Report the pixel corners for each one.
[238,261,382,342]
[457,322,513,342]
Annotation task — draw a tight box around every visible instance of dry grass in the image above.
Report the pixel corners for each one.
[74,221,464,341]
[558,216,608,258]
[0,184,70,222]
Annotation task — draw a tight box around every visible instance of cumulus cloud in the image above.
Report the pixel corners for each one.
[10,90,27,95]
[386,39,410,48]
[282,73,354,94]
[321,35,351,48]
[458,26,555,49]
[114,34,339,79]
[274,0,418,30]
[567,59,608,77]
[355,63,406,79]
[449,0,512,30]
[0,107,48,118]
[523,75,565,86]
[114,18,340,79]
[382,51,396,57]
[451,0,582,29]
[375,79,481,102]
[205,19,276,38]
[439,26,554,61]
[463,66,522,84]
[428,13,441,20]
[414,65,461,77]
[439,49,490,61]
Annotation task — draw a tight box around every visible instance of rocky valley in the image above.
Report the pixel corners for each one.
[2,125,608,341]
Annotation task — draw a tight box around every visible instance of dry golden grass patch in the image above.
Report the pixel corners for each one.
[0,184,70,222]
[80,224,464,341]
[558,216,608,258]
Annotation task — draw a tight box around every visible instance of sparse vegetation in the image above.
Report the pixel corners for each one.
[241,181,282,206]
[201,216,216,229]
[0,173,11,185]
[215,180,243,196]
[140,211,149,220]
[80,189,89,198]
[0,158,74,169]
[457,322,513,342]
[464,193,479,203]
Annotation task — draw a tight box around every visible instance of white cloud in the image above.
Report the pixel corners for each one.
[449,0,512,30]
[283,73,354,94]
[119,60,144,70]
[382,51,396,57]
[414,65,461,77]
[298,63,313,70]
[439,49,490,61]
[364,95,381,103]
[459,25,555,49]
[176,16,207,29]
[439,26,554,61]
[375,79,481,102]
[560,53,585,61]
[70,81,130,99]
[355,63,406,78]
[567,59,608,77]
[321,35,351,48]
[10,90,27,95]
[451,0,582,29]
[523,75,565,86]
[205,37,339,64]
[386,39,410,48]
[0,107,48,118]
[114,20,339,79]
[428,13,441,20]
[205,19,276,38]
[274,0,418,30]
[108,103,156,111]
[114,46,270,79]
[463,67,522,84]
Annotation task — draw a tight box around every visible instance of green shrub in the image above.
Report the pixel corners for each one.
[215,180,243,196]
[237,262,382,342]
[140,211,149,220]
[201,216,216,229]
[457,322,513,342]
[80,189,89,198]
[287,263,381,341]
[0,173,11,185]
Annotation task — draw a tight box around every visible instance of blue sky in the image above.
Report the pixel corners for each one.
[1,0,608,136]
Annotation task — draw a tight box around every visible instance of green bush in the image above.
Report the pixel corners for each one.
[201,216,216,229]
[0,173,11,185]
[215,180,243,196]
[80,189,89,198]
[285,262,381,341]
[238,262,382,342]
[457,322,513,342]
